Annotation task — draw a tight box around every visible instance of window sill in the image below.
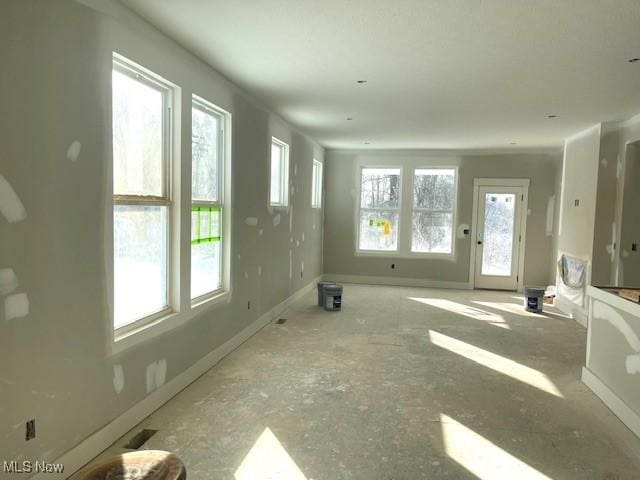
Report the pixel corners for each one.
[355,250,456,261]
[111,290,232,356]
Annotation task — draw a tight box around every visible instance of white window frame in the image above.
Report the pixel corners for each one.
[269,137,290,207]
[355,165,404,255]
[353,161,459,259]
[190,95,231,304]
[112,53,176,338]
[409,167,458,257]
[311,158,323,208]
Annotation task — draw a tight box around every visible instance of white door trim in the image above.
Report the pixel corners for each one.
[469,178,530,292]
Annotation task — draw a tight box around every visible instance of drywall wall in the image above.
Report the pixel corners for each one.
[323,150,560,287]
[0,0,323,470]
[620,143,640,286]
[555,125,601,322]
[592,115,640,287]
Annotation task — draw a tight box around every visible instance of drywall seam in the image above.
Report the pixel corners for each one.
[0,175,27,223]
[32,275,322,480]
[272,214,281,227]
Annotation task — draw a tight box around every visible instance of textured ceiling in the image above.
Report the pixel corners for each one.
[122,0,640,150]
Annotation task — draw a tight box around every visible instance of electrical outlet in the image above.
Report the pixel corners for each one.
[574,199,580,207]
[247,301,251,310]
[391,263,396,269]
[26,419,35,441]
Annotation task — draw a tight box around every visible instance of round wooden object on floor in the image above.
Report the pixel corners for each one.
[78,450,186,480]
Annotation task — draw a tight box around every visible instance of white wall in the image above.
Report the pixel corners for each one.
[324,150,561,288]
[555,125,601,323]
[0,0,323,470]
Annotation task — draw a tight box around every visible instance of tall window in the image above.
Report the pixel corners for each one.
[358,167,401,251]
[112,54,173,330]
[191,96,227,300]
[311,159,323,208]
[411,168,456,253]
[270,137,289,206]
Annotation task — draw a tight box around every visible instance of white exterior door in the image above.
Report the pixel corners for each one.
[474,185,526,290]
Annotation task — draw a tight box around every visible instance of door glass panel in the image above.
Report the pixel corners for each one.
[481,193,515,276]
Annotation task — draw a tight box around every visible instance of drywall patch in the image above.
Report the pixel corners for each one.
[296,240,300,248]
[272,214,281,227]
[5,293,29,320]
[312,223,316,231]
[294,164,297,176]
[113,365,125,394]
[259,229,264,236]
[155,359,167,388]
[301,233,305,242]
[289,250,293,279]
[145,359,167,394]
[258,265,262,277]
[546,196,556,236]
[600,158,608,168]
[66,140,82,162]
[244,217,258,227]
[0,268,19,295]
[289,205,294,232]
[0,175,27,223]
[244,271,249,280]
[626,354,640,375]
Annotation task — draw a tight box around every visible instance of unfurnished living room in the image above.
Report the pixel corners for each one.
[2,1,640,479]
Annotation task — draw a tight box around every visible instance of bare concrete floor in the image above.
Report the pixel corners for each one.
[74,285,640,479]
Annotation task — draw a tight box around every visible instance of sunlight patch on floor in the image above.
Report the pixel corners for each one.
[408,297,510,329]
[441,413,554,480]
[428,330,564,398]
[235,427,308,480]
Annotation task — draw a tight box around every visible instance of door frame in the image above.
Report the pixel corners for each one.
[469,178,530,292]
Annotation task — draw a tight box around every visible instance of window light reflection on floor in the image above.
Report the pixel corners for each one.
[235,427,308,480]
[440,413,554,480]
[408,297,510,329]
[428,330,564,398]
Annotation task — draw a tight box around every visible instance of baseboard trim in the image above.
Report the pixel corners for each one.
[34,276,321,480]
[323,273,471,290]
[581,366,640,440]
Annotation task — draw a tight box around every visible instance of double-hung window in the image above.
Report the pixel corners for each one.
[269,137,289,206]
[112,54,173,331]
[411,168,456,254]
[191,96,227,301]
[357,167,402,252]
[311,159,323,208]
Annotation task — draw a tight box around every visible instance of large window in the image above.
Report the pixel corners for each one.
[270,137,289,206]
[411,168,456,254]
[311,159,323,208]
[191,96,227,301]
[112,55,173,330]
[358,167,401,251]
